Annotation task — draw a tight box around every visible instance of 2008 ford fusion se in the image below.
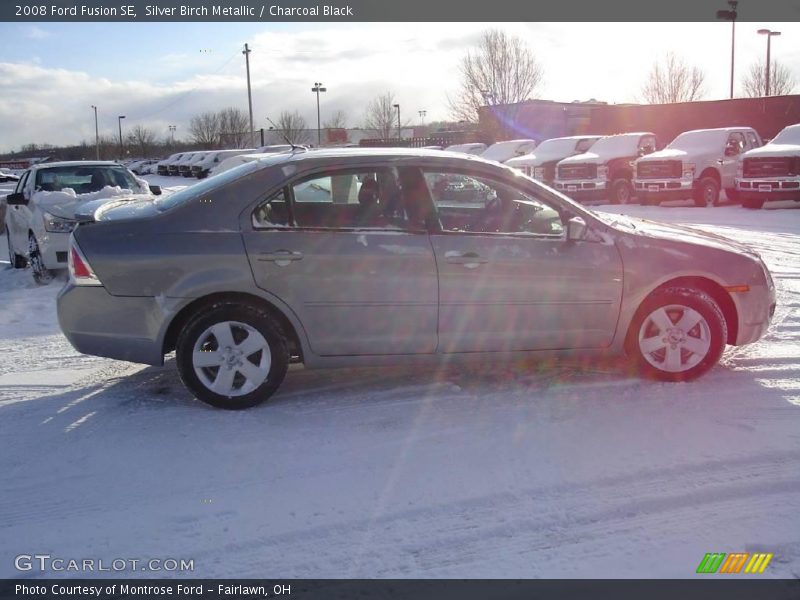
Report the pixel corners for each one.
[57,148,776,409]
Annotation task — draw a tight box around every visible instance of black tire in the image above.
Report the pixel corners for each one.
[176,303,289,409]
[743,198,765,210]
[28,234,52,284]
[7,234,27,269]
[610,178,633,205]
[693,177,720,207]
[626,286,727,382]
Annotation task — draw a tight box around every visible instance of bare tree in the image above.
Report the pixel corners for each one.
[364,92,403,140]
[126,125,157,158]
[217,107,251,148]
[276,110,310,144]
[323,109,348,129]
[641,52,706,104]
[448,29,544,123]
[189,111,220,149]
[741,60,797,97]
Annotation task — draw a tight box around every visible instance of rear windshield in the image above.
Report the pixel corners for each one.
[771,125,800,145]
[34,165,142,193]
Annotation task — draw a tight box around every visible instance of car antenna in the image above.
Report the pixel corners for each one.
[265,117,306,152]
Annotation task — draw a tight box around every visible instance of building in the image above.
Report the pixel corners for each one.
[479,96,800,145]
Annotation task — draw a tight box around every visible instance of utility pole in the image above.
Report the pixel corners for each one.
[758,29,781,96]
[312,82,327,146]
[91,105,99,160]
[117,115,126,160]
[716,1,738,99]
[243,43,255,147]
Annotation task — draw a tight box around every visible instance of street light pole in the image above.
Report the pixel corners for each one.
[716,1,737,99]
[393,103,401,140]
[418,110,427,124]
[311,82,327,146]
[758,29,782,96]
[117,115,126,159]
[91,105,99,160]
[243,43,255,147]
[168,125,176,146]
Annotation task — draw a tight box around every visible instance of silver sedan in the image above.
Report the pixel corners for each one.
[57,148,776,409]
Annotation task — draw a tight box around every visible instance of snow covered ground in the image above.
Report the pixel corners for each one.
[1,197,799,579]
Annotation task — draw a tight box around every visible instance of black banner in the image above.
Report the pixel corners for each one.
[3,580,800,600]
[2,0,800,22]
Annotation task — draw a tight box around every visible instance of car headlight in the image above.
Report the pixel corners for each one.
[683,163,696,179]
[43,212,76,233]
[597,165,608,179]
[736,161,744,178]
[533,167,545,179]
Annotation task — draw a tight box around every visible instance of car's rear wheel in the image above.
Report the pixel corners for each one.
[743,198,765,209]
[7,234,27,269]
[628,287,727,382]
[610,178,633,205]
[176,303,289,409]
[694,177,720,207]
[28,234,52,284]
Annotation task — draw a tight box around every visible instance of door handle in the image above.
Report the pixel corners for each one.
[445,252,488,266]
[257,250,304,266]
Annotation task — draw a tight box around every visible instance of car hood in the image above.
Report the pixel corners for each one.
[636,148,689,162]
[35,187,153,220]
[606,214,759,257]
[743,143,800,158]
[507,150,570,167]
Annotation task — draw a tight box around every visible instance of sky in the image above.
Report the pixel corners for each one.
[0,21,798,153]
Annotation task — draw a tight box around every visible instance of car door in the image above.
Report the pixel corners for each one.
[6,170,31,253]
[421,167,624,353]
[242,166,439,357]
[720,131,746,189]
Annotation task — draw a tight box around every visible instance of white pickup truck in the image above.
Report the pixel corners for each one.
[634,127,762,207]
[554,132,658,204]
[736,123,800,209]
[506,135,601,186]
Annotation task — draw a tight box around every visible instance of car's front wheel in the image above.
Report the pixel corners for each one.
[28,234,52,284]
[694,177,720,207]
[610,178,634,205]
[7,234,27,269]
[176,303,289,409]
[628,287,727,382]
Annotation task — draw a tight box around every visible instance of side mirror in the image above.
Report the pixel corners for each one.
[566,216,588,242]
[6,192,27,206]
[149,185,162,196]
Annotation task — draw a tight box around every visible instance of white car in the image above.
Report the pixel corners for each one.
[191,149,256,179]
[444,142,487,155]
[506,136,602,184]
[170,151,205,176]
[480,139,538,163]
[4,161,158,283]
[156,152,184,175]
[736,123,800,209]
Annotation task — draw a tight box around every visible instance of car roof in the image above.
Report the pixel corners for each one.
[272,147,497,163]
[677,126,755,135]
[31,161,124,169]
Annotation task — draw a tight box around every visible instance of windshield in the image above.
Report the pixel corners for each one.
[771,125,800,145]
[535,138,586,155]
[585,135,639,155]
[34,165,143,194]
[153,155,288,212]
[667,130,728,151]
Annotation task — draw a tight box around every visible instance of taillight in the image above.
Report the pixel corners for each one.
[68,237,102,286]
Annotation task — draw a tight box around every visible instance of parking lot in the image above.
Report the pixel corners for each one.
[1,175,799,577]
